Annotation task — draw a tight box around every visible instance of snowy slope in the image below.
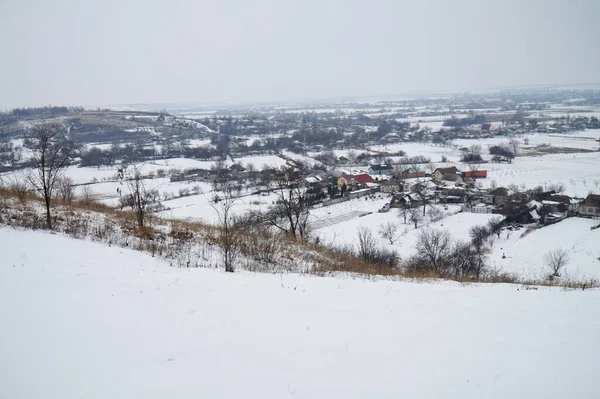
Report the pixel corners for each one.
[315,208,496,258]
[490,218,600,280]
[1,228,599,399]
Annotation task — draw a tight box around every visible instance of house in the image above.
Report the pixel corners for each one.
[481,123,492,132]
[391,191,430,209]
[433,166,460,182]
[368,164,393,176]
[229,163,249,178]
[441,174,463,184]
[535,192,580,216]
[337,173,375,191]
[398,167,426,179]
[498,200,534,223]
[379,179,405,193]
[483,187,509,205]
[578,194,600,217]
[304,174,325,188]
[438,188,467,203]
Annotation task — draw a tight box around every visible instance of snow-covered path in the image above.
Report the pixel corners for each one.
[1,228,599,399]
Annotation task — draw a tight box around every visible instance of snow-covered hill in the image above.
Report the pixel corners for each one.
[1,227,599,399]
[490,217,600,280]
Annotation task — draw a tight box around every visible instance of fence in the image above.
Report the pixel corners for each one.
[462,204,494,214]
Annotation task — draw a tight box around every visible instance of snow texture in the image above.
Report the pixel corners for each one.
[1,227,599,399]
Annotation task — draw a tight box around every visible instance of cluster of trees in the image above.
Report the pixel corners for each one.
[212,178,311,272]
[404,217,503,280]
[461,144,484,162]
[443,114,486,127]
[0,106,79,121]
[489,139,520,163]
[356,226,400,268]
[6,123,166,232]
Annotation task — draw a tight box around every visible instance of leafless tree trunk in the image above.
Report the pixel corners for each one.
[409,163,428,216]
[378,222,400,244]
[357,226,378,261]
[415,229,453,273]
[544,248,570,277]
[57,177,75,206]
[27,123,72,229]
[10,174,30,205]
[79,184,96,204]
[487,216,503,238]
[212,182,242,272]
[409,208,422,228]
[469,225,491,280]
[508,139,520,157]
[266,179,310,240]
[398,206,410,224]
[127,165,147,229]
[120,164,160,230]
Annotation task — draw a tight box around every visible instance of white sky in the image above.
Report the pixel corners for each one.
[1,0,599,109]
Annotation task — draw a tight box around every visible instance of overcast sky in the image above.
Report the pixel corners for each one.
[1,0,599,109]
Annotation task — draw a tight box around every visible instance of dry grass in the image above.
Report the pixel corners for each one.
[0,187,597,290]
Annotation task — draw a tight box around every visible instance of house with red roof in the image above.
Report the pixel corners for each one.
[337,173,375,191]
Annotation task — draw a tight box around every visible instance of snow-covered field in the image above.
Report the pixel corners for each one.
[314,204,496,258]
[474,152,600,197]
[453,130,600,152]
[158,189,279,224]
[1,228,599,399]
[369,142,461,162]
[489,218,600,280]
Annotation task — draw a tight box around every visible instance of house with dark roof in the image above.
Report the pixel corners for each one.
[368,164,393,175]
[483,187,510,205]
[578,194,600,217]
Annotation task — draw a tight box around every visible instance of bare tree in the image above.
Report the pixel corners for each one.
[409,208,422,229]
[398,206,410,224]
[508,139,520,157]
[212,182,242,272]
[408,163,429,216]
[547,181,565,194]
[79,184,96,204]
[449,241,478,280]
[10,174,30,205]
[415,229,453,273]
[266,179,310,239]
[346,149,359,163]
[378,222,401,244]
[469,144,482,156]
[487,216,503,238]
[120,164,160,229]
[544,248,570,278]
[427,206,444,223]
[469,225,491,280]
[357,226,379,261]
[57,177,75,206]
[27,123,72,229]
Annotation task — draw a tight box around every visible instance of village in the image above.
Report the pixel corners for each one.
[162,144,600,228]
